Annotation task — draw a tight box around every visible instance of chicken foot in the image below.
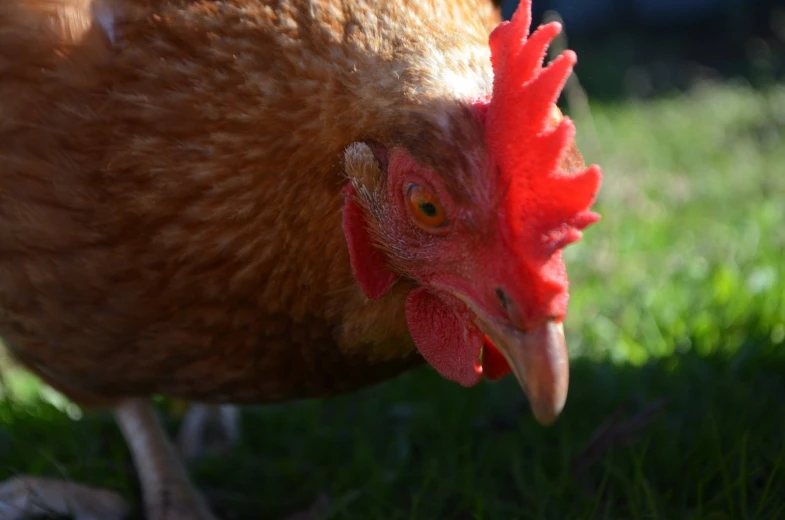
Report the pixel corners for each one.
[0,398,218,520]
[0,476,130,520]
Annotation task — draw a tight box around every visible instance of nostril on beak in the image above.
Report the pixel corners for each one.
[495,287,510,310]
[495,287,528,331]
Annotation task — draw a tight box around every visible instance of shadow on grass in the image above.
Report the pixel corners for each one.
[1,319,783,520]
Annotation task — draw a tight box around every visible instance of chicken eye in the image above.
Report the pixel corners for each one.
[406,184,446,229]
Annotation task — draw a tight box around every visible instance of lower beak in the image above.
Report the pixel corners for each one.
[480,319,569,425]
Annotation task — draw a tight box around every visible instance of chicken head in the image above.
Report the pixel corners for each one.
[342,3,602,425]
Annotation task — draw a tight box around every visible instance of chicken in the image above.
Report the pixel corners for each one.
[0,0,602,518]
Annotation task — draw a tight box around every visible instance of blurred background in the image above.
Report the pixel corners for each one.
[1,1,785,519]
[501,0,785,99]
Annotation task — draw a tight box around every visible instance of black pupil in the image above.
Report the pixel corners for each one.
[419,202,438,218]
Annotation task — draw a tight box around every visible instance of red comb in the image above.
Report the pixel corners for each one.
[483,0,602,321]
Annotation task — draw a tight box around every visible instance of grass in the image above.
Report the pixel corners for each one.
[2,80,785,519]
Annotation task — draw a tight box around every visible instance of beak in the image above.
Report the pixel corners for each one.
[479,319,569,425]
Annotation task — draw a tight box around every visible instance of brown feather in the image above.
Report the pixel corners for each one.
[0,0,506,405]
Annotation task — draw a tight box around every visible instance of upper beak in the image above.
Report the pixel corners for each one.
[479,319,569,425]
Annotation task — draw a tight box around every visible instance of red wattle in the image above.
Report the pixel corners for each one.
[405,288,483,387]
[482,339,512,380]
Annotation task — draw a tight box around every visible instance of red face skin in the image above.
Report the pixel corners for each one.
[342,1,602,425]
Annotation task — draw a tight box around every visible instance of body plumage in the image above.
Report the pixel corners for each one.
[0,2,601,518]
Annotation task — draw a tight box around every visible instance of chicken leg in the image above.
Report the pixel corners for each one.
[0,398,218,520]
[177,404,241,462]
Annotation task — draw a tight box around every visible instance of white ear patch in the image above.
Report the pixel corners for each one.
[344,143,383,192]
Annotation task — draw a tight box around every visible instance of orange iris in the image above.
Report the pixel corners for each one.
[406,184,446,229]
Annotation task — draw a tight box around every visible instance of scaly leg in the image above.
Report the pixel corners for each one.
[114,398,218,520]
[0,398,218,520]
[177,403,241,462]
